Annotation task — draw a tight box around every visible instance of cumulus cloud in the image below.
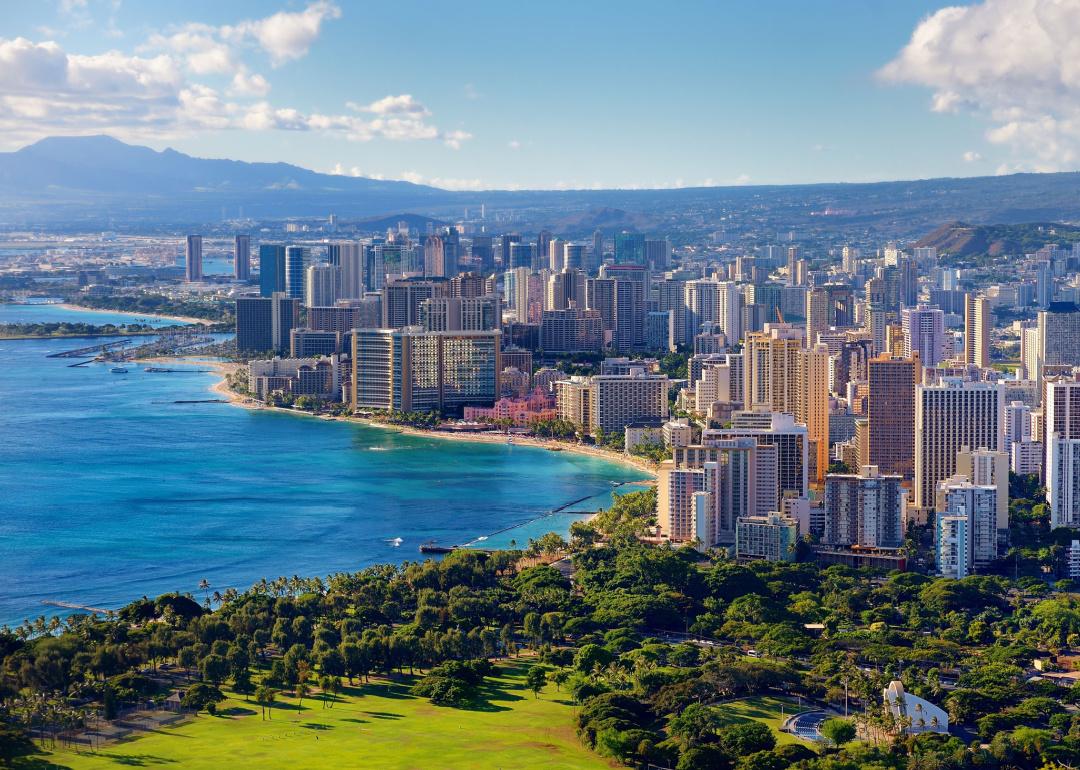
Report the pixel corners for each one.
[879,0,1080,171]
[0,13,468,150]
[963,150,982,162]
[224,1,341,66]
[397,170,485,191]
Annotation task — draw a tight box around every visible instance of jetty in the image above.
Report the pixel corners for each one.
[47,340,132,358]
[41,600,112,615]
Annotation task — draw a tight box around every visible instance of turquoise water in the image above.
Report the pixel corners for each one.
[0,301,186,328]
[0,309,648,625]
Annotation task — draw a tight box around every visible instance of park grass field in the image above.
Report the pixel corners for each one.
[23,661,616,770]
[712,696,812,746]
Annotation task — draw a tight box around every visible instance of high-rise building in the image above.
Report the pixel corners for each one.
[420,296,501,332]
[235,293,300,354]
[233,235,251,281]
[555,368,669,435]
[563,243,584,271]
[285,246,306,300]
[800,343,831,484]
[185,235,203,282]
[304,264,341,307]
[939,479,998,570]
[867,355,920,481]
[964,293,991,368]
[736,513,799,562]
[1048,436,1080,528]
[591,230,604,272]
[351,329,501,413]
[644,238,672,272]
[471,235,495,274]
[901,305,946,366]
[337,242,365,300]
[259,245,286,297]
[684,280,720,343]
[540,307,604,353]
[915,379,1003,510]
[290,329,341,357]
[508,242,535,269]
[500,234,521,268]
[937,514,969,579]
[709,411,809,500]
[743,323,804,415]
[1038,302,1080,370]
[955,447,1009,533]
[382,278,442,329]
[613,232,646,265]
[822,465,906,549]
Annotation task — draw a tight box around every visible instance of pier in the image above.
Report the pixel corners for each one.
[41,600,112,615]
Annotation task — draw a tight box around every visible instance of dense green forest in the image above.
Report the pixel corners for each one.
[3,490,1080,769]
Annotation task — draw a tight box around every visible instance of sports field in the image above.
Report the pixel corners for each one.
[22,661,615,770]
[712,696,812,746]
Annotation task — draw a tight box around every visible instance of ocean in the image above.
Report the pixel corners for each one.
[0,303,649,625]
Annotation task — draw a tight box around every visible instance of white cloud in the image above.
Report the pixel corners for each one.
[397,170,485,191]
[507,139,521,150]
[224,1,341,66]
[732,173,752,185]
[228,71,270,97]
[0,31,469,150]
[880,0,1080,171]
[353,94,430,117]
[963,150,982,162]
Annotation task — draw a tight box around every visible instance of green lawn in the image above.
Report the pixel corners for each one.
[22,661,615,770]
[712,696,810,746]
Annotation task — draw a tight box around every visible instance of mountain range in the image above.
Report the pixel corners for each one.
[3,135,1080,237]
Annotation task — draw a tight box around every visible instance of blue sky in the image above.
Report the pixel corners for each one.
[1,1,1069,189]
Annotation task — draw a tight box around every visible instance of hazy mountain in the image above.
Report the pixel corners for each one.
[0,135,451,223]
[4,135,1080,236]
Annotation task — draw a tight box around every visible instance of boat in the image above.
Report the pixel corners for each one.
[419,541,457,555]
[110,367,129,374]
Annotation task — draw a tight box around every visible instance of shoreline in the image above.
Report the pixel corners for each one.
[56,302,213,326]
[192,359,657,478]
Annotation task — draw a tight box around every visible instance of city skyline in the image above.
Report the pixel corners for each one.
[2,0,1074,189]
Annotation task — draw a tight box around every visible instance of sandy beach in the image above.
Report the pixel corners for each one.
[58,303,213,326]
[193,360,658,478]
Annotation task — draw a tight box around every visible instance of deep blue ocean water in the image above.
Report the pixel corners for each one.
[0,305,648,625]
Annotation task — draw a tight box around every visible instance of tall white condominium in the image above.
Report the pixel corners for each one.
[937,515,969,579]
[233,234,251,281]
[956,447,1010,535]
[1005,400,1032,454]
[185,234,203,282]
[822,465,906,549]
[915,379,1003,511]
[901,305,946,366]
[717,281,744,346]
[1038,302,1080,371]
[964,293,991,368]
[684,279,720,342]
[549,238,566,272]
[1045,375,1080,527]
[939,478,998,572]
[304,264,341,307]
[338,242,365,300]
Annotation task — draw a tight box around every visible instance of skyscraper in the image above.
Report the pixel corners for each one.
[185,235,203,282]
[915,379,1003,510]
[901,305,946,366]
[259,244,286,297]
[285,246,306,300]
[235,293,300,354]
[338,242,365,300]
[614,232,646,265]
[233,234,250,281]
[823,465,906,549]
[1038,302,1080,370]
[866,354,920,482]
[964,293,991,368]
[305,264,342,307]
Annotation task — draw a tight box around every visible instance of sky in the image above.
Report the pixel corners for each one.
[0,0,1075,190]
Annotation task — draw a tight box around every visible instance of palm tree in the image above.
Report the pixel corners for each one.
[198,579,211,607]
